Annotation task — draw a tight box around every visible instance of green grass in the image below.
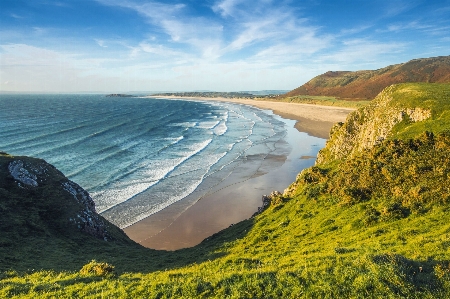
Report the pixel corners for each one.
[259,94,371,109]
[2,83,450,298]
[3,186,450,298]
[389,83,450,139]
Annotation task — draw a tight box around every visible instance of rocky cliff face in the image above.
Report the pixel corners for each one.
[284,55,450,100]
[1,153,129,242]
[316,84,432,164]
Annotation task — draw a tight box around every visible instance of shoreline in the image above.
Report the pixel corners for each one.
[123,97,354,250]
[145,96,354,139]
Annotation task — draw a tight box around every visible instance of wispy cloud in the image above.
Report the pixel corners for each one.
[253,32,332,64]
[383,0,420,18]
[10,13,24,19]
[95,39,108,48]
[32,27,48,36]
[0,43,124,91]
[1,0,448,92]
[212,0,243,17]
[95,0,223,60]
[38,1,72,8]
[339,25,373,36]
[138,42,186,58]
[213,1,321,58]
[92,0,334,69]
[225,18,279,51]
[320,39,406,67]
[386,21,433,32]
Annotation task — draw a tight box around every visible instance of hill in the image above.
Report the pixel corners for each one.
[284,56,450,100]
[0,153,143,270]
[2,83,450,297]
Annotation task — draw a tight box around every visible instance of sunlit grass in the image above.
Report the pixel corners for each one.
[259,94,371,109]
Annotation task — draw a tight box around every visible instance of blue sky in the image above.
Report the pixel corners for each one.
[0,0,449,92]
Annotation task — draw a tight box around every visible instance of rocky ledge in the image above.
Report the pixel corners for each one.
[1,154,124,241]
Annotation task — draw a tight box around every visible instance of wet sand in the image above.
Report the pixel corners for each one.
[124,97,354,250]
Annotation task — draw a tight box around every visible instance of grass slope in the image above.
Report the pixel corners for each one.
[262,94,371,109]
[2,83,450,298]
[284,55,450,100]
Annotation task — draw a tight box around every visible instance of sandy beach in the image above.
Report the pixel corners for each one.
[147,96,354,139]
[124,97,354,250]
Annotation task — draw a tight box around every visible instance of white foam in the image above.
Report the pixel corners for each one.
[169,122,196,128]
[106,151,227,228]
[197,120,220,129]
[95,138,213,213]
[93,180,159,213]
[213,121,228,136]
[118,178,204,228]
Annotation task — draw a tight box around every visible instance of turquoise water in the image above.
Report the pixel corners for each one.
[0,94,323,227]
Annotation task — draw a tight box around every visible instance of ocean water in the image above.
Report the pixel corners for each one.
[0,94,322,228]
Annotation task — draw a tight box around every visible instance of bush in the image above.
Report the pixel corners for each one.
[381,202,409,221]
[363,206,381,225]
[79,260,115,277]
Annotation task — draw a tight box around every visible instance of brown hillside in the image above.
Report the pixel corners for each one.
[284,55,450,100]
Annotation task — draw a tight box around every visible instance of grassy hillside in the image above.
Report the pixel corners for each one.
[2,83,450,298]
[261,94,371,109]
[284,55,450,100]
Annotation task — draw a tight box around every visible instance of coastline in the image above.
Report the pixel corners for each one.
[124,97,354,250]
[145,96,354,139]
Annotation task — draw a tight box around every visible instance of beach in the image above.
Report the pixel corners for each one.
[124,98,354,250]
[148,96,354,139]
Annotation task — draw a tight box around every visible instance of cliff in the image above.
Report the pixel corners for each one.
[285,82,450,210]
[284,55,450,100]
[315,83,446,164]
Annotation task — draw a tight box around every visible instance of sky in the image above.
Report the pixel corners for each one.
[0,0,449,93]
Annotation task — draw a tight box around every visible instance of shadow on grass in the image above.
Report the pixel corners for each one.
[0,218,255,275]
[112,218,255,274]
[370,253,446,295]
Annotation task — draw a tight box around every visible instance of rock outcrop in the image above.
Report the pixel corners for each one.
[316,83,434,164]
[253,191,283,216]
[1,153,130,242]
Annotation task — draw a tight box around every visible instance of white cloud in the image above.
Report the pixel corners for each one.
[139,42,183,57]
[32,27,47,35]
[386,21,433,32]
[95,0,223,60]
[320,39,406,67]
[253,31,332,64]
[383,0,419,18]
[10,13,23,19]
[3,0,444,92]
[339,25,373,36]
[225,18,279,51]
[212,0,243,17]
[95,39,108,48]
[0,43,126,92]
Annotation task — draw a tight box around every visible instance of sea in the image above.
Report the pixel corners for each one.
[0,94,324,228]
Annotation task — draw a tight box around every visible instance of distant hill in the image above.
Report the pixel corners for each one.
[151,91,256,98]
[284,55,450,100]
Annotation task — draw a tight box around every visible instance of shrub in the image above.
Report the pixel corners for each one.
[79,260,115,277]
[380,202,409,222]
[363,206,381,225]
